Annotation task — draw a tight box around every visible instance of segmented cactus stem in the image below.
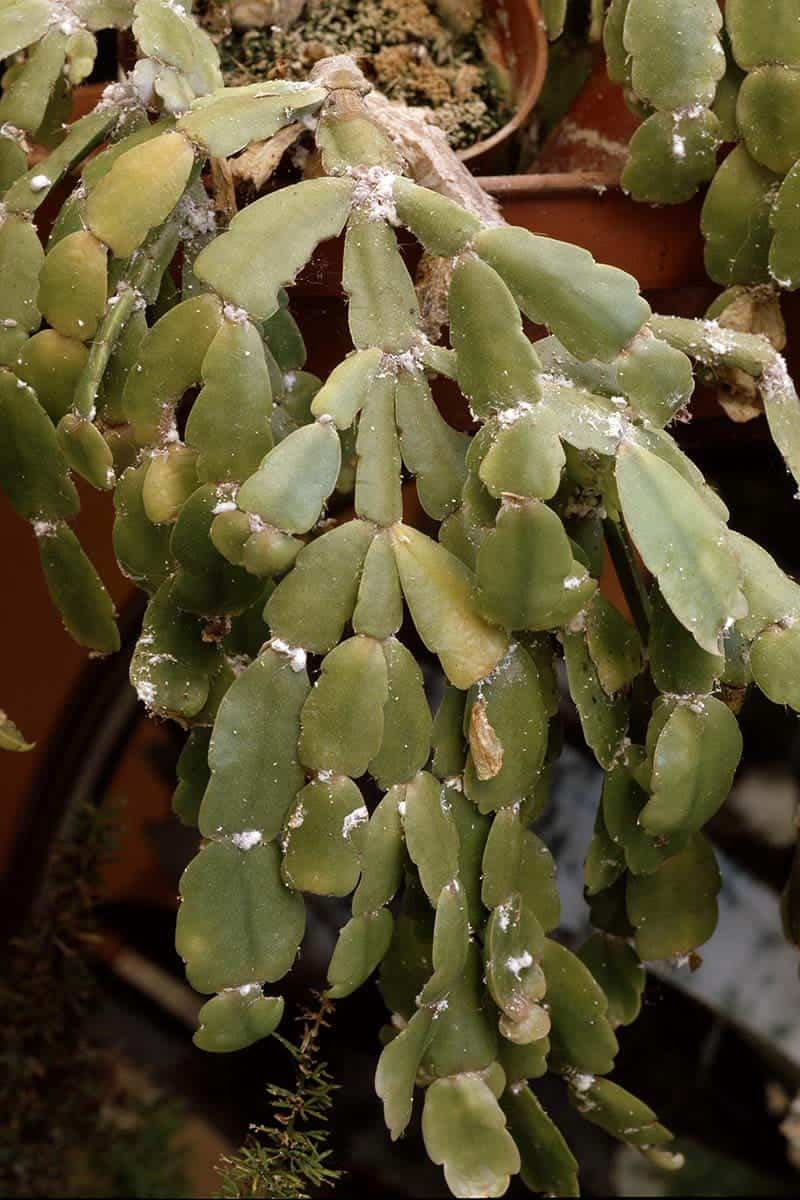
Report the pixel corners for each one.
[3,4,800,1196]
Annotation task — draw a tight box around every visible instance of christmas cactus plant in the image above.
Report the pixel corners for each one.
[5,1,800,1195]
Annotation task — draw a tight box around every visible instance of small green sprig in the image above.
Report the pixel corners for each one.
[216,994,343,1200]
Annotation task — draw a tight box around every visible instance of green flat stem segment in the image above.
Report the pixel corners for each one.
[74,214,183,418]
[36,523,119,654]
[649,314,774,377]
[4,108,118,214]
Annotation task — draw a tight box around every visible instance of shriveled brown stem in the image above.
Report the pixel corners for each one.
[210,155,238,222]
[231,123,306,190]
[364,91,502,225]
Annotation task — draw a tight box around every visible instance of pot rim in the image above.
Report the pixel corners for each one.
[460,0,549,163]
[481,169,623,195]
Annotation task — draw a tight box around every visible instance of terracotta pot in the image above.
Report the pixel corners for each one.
[484,174,707,292]
[536,52,639,174]
[70,80,108,118]
[463,0,548,172]
[116,0,546,171]
[494,55,706,291]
